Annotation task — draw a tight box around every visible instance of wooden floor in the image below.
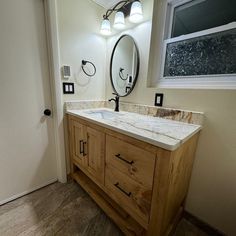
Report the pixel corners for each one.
[0,181,210,236]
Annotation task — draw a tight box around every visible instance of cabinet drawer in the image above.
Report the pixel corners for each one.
[106,135,156,188]
[105,165,152,228]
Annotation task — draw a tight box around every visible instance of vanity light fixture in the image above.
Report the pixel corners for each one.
[100,0,143,35]
[100,18,111,35]
[129,0,143,23]
[114,11,125,30]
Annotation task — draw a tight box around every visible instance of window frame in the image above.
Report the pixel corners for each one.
[157,0,236,89]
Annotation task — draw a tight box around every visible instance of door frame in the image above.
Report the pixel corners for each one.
[44,0,67,183]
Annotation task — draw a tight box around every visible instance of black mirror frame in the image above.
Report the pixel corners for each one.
[110,34,140,97]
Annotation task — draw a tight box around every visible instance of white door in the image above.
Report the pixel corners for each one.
[0,0,57,204]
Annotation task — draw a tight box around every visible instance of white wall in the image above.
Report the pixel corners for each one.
[57,0,108,173]
[106,1,236,235]
[57,0,106,101]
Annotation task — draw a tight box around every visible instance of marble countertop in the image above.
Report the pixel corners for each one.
[67,108,201,151]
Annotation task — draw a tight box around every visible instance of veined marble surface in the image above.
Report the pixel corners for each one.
[65,100,106,111]
[67,108,201,151]
[65,100,204,125]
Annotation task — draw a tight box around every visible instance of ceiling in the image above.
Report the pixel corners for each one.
[92,0,121,9]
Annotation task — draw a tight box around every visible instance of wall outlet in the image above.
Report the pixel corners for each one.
[155,93,164,107]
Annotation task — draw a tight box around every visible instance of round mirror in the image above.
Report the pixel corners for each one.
[110,35,140,97]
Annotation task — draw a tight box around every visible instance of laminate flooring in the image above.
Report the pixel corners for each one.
[0,181,211,236]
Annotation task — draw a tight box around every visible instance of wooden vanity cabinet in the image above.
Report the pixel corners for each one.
[69,119,105,185]
[68,114,199,236]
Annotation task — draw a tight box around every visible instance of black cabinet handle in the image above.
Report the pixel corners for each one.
[115,154,134,165]
[114,182,131,197]
[83,141,87,156]
[79,140,83,154]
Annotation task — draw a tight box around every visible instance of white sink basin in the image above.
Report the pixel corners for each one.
[84,109,123,119]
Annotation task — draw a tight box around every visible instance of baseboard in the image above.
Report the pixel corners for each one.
[0,178,58,206]
[183,211,226,236]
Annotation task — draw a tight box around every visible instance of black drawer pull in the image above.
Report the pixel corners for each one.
[114,182,131,197]
[79,140,83,154]
[83,141,87,156]
[115,154,134,165]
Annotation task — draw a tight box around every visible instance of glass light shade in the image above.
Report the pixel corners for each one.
[100,18,111,35]
[113,11,125,30]
[129,1,143,23]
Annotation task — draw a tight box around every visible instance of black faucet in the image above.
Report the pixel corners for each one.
[109,93,120,112]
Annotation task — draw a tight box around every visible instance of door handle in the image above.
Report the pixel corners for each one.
[44,109,52,116]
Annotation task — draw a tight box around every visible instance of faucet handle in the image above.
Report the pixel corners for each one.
[109,93,120,112]
[112,92,119,96]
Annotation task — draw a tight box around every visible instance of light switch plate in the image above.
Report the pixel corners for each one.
[155,93,164,107]
[63,82,74,94]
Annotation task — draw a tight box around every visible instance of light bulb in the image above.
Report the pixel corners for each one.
[129,1,143,23]
[100,18,111,35]
[114,11,125,30]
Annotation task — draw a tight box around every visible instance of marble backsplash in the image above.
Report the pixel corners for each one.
[65,100,106,110]
[65,100,204,125]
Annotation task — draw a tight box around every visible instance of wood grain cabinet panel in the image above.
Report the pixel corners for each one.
[106,135,156,188]
[69,118,105,186]
[86,127,105,184]
[71,120,88,167]
[105,165,152,229]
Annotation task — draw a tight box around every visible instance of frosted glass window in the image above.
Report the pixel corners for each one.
[164,28,236,77]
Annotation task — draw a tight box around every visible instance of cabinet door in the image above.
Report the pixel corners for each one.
[86,127,105,184]
[71,120,88,168]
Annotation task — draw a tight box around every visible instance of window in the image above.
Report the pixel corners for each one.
[159,0,236,89]
[170,0,236,38]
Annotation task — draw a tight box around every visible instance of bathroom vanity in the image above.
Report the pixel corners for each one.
[67,106,202,236]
